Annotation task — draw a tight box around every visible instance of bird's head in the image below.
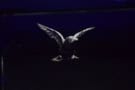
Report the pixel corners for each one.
[66,36,78,43]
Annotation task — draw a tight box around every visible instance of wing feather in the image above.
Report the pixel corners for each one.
[37,23,65,48]
[73,27,95,39]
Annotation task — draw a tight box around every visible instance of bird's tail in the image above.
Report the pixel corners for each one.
[51,55,63,62]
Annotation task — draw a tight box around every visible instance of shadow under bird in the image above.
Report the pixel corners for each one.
[37,23,95,62]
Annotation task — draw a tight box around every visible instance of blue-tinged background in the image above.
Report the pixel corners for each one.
[0,0,134,12]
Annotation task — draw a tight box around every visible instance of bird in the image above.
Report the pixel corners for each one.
[37,23,95,62]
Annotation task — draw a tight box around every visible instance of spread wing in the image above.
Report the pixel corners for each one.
[73,27,95,39]
[37,23,65,48]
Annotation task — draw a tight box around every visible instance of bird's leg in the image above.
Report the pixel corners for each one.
[71,54,79,60]
[71,50,79,60]
[51,55,63,62]
[51,48,63,62]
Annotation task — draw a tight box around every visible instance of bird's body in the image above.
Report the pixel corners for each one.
[60,37,77,59]
[52,36,78,61]
[37,23,95,62]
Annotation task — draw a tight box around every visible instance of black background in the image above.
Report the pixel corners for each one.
[1,1,135,90]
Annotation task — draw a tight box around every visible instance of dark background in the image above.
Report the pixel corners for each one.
[0,0,135,90]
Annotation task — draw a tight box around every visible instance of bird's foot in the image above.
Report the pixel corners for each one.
[71,55,79,60]
[51,55,63,62]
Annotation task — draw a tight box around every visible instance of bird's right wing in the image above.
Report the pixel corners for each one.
[73,27,95,39]
[37,23,65,48]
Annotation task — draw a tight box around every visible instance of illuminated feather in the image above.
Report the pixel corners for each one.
[37,23,65,48]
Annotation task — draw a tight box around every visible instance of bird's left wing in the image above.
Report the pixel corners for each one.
[73,27,95,39]
[37,23,65,48]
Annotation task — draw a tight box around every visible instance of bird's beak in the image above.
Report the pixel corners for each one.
[74,37,78,41]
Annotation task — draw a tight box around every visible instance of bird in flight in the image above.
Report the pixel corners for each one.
[37,23,95,62]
